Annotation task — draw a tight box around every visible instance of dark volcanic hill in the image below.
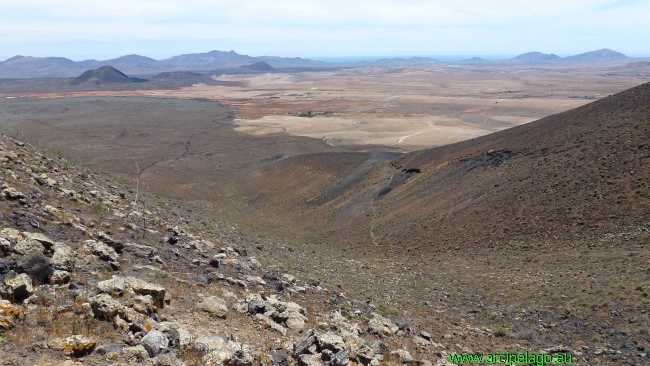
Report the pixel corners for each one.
[70,66,148,85]
[247,81,650,251]
[237,61,276,71]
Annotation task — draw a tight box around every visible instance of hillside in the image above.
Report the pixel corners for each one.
[565,48,629,63]
[70,66,148,85]
[0,133,480,364]
[248,81,650,251]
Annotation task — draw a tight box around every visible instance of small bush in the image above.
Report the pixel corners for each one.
[492,327,508,337]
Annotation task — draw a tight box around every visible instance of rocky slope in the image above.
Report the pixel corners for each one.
[0,134,483,365]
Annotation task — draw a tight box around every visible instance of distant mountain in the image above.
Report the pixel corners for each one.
[0,48,639,79]
[509,52,562,64]
[0,55,82,77]
[457,57,488,64]
[161,50,258,69]
[564,48,628,63]
[70,66,148,85]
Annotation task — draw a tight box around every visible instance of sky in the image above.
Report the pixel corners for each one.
[1,0,649,61]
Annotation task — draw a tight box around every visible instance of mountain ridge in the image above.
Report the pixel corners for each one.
[0,48,635,78]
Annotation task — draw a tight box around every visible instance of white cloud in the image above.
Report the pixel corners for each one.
[0,0,647,58]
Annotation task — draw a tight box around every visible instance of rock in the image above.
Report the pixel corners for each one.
[43,205,65,220]
[0,238,10,255]
[0,273,33,301]
[294,329,317,357]
[298,354,324,366]
[247,293,268,315]
[231,349,255,366]
[97,231,124,253]
[331,350,350,366]
[16,251,53,281]
[48,335,98,356]
[256,313,287,336]
[198,296,228,318]
[162,328,181,349]
[145,353,186,366]
[97,275,129,295]
[0,258,15,275]
[141,330,169,357]
[176,327,194,348]
[50,243,75,271]
[94,341,124,358]
[0,228,22,244]
[368,313,399,337]
[83,239,119,264]
[125,277,166,308]
[391,349,415,363]
[206,272,225,284]
[22,231,55,249]
[90,293,127,321]
[244,275,267,286]
[2,185,26,200]
[420,330,432,340]
[318,332,345,353]
[286,314,307,331]
[282,274,296,283]
[33,173,57,187]
[12,238,45,254]
[196,334,229,352]
[124,345,149,363]
[130,295,155,315]
[198,334,244,365]
[0,299,25,330]
[50,270,71,284]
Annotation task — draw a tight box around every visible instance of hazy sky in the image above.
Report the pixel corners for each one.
[1,0,648,60]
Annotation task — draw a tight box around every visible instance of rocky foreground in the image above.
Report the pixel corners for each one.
[0,134,458,365]
[0,134,595,365]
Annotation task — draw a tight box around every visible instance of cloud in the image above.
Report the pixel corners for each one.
[0,0,647,58]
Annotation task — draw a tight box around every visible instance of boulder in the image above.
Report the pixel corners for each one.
[317,332,345,353]
[22,231,55,249]
[82,239,118,262]
[124,277,166,308]
[50,243,75,271]
[2,185,26,200]
[0,238,10,254]
[368,313,399,337]
[293,329,317,357]
[130,295,155,315]
[201,335,244,365]
[0,299,25,330]
[97,275,129,295]
[48,335,98,356]
[50,270,71,284]
[90,293,126,321]
[246,293,268,315]
[331,350,350,366]
[0,228,22,244]
[141,330,169,357]
[198,296,228,318]
[298,354,324,366]
[0,273,33,301]
[0,258,15,275]
[12,238,45,254]
[16,251,53,281]
[97,231,124,253]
